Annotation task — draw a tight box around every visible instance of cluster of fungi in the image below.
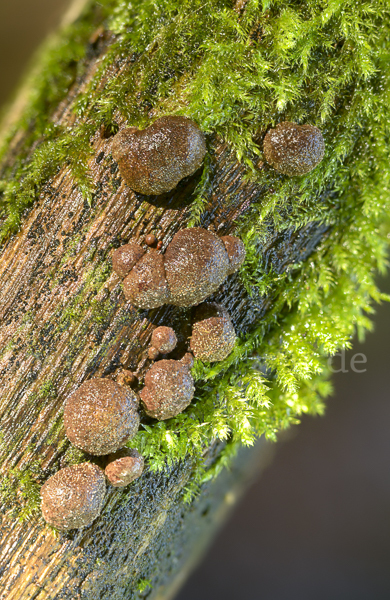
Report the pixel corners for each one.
[40,116,325,530]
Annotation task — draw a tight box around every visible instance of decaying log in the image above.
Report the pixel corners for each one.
[0,4,332,599]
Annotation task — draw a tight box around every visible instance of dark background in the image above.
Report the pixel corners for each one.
[1,3,390,599]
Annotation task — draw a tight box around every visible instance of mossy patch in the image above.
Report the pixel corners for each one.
[0,0,390,510]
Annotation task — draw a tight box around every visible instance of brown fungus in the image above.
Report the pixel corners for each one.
[123,249,170,309]
[116,369,138,387]
[111,116,207,195]
[41,463,106,530]
[112,242,145,278]
[221,235,246,275]
[151,326,177,354]
[148,346,160,361]
[64,378,140,456]
[164,227,230,307]
[140,359,195,420]
[180,352,195,370]
[145,234,157,247]
[263,122,325,176]
[190,302,236,362]
[105,448,144,488]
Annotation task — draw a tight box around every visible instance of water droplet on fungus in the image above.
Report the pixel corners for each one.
[263,122,325,176]
[190,302,236,362]
[112,242,145,278]
[151,326,177,354]
[105,448,144,488]
[41,463,106,530]
[111,116,207,195]
[164,228,230,307]
[123,249,170,309]
[140,359,195,420]
[221,235,246,274]
[64,378,140,456]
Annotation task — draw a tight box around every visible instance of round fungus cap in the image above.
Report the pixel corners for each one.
[123,250,170,309]
[105,448,144,488]
[263,122,325,176]
[190,302,236,362]
[140,359,195,420]
[164,228,230,307]
[64,378,140,455]
[151,326,177,354]
[221,236,246,275]
[41,463,106,530]
[112,243,145,278]
[111,116,207,195]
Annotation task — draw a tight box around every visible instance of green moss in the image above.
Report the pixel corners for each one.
[1,0,390,494]
[0,463,43,522]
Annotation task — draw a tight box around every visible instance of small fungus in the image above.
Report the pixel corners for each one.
[145,234,157,247]
[151,326,177,354]
[111,116,207,195]
[157,241,163,250]
[148,346,160,361]
[112,243,145,278]
[190,302,236,362]
[180,353,195,370]
[116,369,138,387]
[263,122,325,176]
[140,359,195,420]
[123,250,170,309]
[164,228,230,307]
[64,378,140,455]
[41,463,106,530]
[221,235,246,275]
[105,448,144,488]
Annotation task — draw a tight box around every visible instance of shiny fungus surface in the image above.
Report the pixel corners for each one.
[123,250,170,309]
[164,227,230,307]
[140,359,195,420]
[190,302,236,362]
[263,121,325,176]
[105,448,144,488]
[41,463,106,530]
[64,378,140,456]
[111,116,207,195]
[112,242,145,278]
[151,326,177,354]
[221,235,246,275]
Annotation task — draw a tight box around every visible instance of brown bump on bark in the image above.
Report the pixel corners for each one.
[145,234,157,247]
[163,228,230,307]
[190,302,236,362]
[41,463,106,530]
[151,326,177,353]
[221,235,246,275]
[157,240,163,250]
[105,448,144,488]
[263,121,325,176]
[64,378,140,456]
[111,116,207,195]
[148,346,160,360]
[122,250,170,309]
[116,369,138,387]
[140,359,195,420]
[180,353,195,370]
[112,243,145,278]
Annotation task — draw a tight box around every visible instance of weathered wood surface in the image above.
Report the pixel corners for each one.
[0,25,329,600]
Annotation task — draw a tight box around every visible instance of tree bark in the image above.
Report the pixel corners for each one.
[0,2,347,598]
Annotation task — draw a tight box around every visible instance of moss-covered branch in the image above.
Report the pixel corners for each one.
[0,0,389,597]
